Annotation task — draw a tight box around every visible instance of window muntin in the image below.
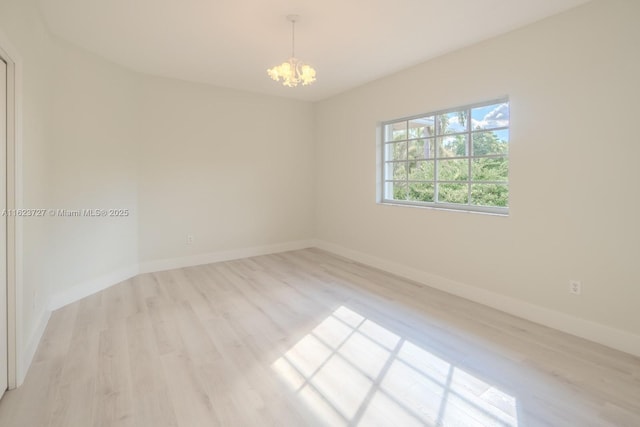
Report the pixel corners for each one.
[381,100,509,214]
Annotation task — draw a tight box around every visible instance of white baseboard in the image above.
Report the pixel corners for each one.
[48,239,316,311]
[314,239,640,358]
[17,308,51,385]
[49,264,140,311]
[138,239,315,274]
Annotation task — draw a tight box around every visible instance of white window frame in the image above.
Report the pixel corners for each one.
[379,98,509,215]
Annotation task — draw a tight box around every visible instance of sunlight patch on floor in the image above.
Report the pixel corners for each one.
[272,306,518,426]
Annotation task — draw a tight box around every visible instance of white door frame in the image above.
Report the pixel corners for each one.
[0,31,21,390]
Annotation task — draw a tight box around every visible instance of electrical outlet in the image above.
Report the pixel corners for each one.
[187,234,194,244]
[569,280,582,295]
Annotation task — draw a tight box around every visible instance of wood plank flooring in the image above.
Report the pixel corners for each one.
[0,248,638,426]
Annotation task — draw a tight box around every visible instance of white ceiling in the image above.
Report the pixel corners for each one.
[39,0,591,101]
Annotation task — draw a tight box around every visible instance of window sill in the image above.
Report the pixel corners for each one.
[378,200,509,217]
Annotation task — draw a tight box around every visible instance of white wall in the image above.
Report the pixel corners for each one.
[315,0,640,343]
[46,40,140,303]
[0,0,141,381]
[137,76,315,266]
[0,0,56,380]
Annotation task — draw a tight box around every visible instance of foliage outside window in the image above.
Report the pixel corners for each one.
[381,99,509,214]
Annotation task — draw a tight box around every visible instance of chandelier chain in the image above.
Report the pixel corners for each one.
[291,20,296,58]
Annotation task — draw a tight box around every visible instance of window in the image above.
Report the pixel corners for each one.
[381,99,510,214]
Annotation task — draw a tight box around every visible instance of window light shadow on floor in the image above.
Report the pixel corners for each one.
[272,306,518,427]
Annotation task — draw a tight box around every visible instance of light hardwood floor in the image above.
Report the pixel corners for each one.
[0,248,639,426]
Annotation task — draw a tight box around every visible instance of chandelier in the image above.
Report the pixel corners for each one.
[267,15,316,87]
